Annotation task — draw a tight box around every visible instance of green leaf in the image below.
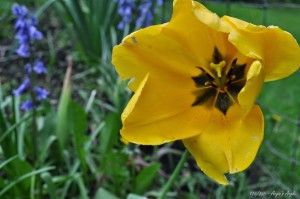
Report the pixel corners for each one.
[35,0,56,18]
[74,174,89,199]
[133,163,161,195]
[95,188,120,199]
[56,64,72,148]
[126,193,148,199]
[0,103,7,133]
[70,100,89,173]
[70,100,88,136]
[99,112,122,153]
[41,172,58,199]
[1,157,33,197]
[0,166,55,196]
[0,155,18,169]
[0,114,31,143]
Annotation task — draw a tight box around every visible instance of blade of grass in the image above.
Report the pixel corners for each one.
[0,155,18,169]
[61,161,80,198]
[41,172,58,199]
[36,0,56,17]
[0,105,7,133]
[38,135,57,165]
[0,166,55,196]
[0,113,32,143]
[74,174,89,199]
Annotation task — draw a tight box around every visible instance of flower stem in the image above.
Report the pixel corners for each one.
[28,42,39,166]
[158,150,189,199]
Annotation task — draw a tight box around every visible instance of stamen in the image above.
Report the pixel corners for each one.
[210,60,226,78]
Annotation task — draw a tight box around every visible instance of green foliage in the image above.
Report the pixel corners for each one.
[54,0,118,63]
[95,188,120,199]
[133,163,161,194]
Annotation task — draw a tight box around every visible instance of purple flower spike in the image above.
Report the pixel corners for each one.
[12,3,48,111]
[35,87,49,100]
[20,100,33,111]
[13,78,30,96]
[33,61,47,74]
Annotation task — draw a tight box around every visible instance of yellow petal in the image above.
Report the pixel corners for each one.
[121,74,213,145]
[192,1,230,33]
[112,24,199,92]
[168,0,232,68]
[222,16,300,82]
[238,60,265,118]
[183,105,264,185]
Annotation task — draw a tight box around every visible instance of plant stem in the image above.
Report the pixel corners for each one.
[158,150,189,199]
[28,45,39,166]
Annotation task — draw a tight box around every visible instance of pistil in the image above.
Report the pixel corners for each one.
[210,60,226,78]
[210,60,226,89]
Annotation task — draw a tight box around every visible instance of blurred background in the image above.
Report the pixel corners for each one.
[0,0,299,198]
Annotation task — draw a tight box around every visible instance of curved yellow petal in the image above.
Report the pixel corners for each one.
[112,24,198,92]
[168,0,232,68]
[222,16,300,82]
[183,105,264,185]
[238,60,265,118]
[121,74,213,145]
[192,1,230,33]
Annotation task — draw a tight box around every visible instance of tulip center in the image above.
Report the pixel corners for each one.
[192,47,247,115]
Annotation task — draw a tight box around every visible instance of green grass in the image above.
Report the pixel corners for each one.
[258,72,300,191]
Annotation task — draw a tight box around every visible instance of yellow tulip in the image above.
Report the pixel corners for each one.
[112,0,300,184]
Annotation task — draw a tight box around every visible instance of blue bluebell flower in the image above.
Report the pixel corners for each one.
[117,0,164,30]
[157,0,163,6]
[16,44,30,58]
[25,63,32,74]
[35,87,49,100]
[33,61,47,74]
[117,0,136,30]
[13,78,30,96]
[12,4,28,18]
[20,100,33,111]
[14,18,26,30]
[12,3,43,58]
[136,0,153,28]
[29,26,43,40]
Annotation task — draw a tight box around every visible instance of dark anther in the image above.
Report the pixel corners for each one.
[228,58,246,81]
[192,88,217,107]
[215,92,233,115]
[227,81,245,98]
[192,69,214,88]
[212,47,223,64]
